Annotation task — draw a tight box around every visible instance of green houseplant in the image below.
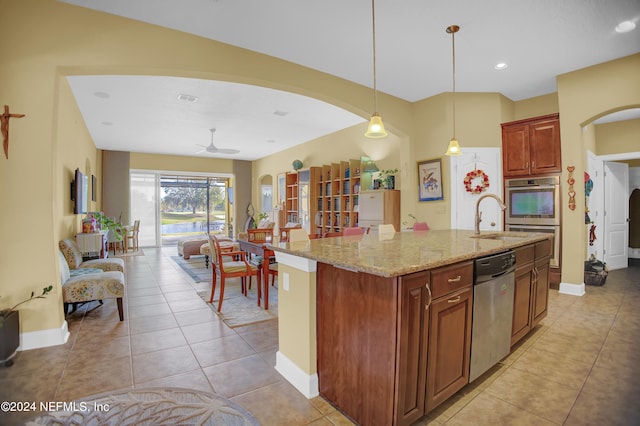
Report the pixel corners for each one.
[378,169,399,190]
[91,212,125,241]
[0,286,53,367]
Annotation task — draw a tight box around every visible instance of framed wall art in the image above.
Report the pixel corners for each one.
[417,158,444,201]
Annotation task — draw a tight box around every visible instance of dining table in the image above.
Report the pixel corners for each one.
[237,238,274,310]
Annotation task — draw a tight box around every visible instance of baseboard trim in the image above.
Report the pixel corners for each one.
[559,282,586,296]
[19,320,70,351]
[275,351,319,399]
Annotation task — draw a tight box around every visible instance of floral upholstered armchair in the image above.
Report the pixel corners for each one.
[58,238,124,273]
[58,252,126,321]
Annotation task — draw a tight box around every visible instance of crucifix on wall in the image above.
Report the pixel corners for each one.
[1,105,26,159]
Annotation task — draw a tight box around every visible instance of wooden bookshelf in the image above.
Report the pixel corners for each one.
[314,159,361,237]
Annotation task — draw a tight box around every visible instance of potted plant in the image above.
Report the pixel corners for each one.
[91,212,125,241]
[379,169,399,190]
[402,213,417,229]
[1,285,53,367]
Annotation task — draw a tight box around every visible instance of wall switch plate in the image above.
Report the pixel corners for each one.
[283,272,290,291]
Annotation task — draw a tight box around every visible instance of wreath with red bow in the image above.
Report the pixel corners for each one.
[464,169,490,194]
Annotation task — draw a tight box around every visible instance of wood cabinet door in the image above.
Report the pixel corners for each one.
[396,271,430,426]
[502,124,530,177]
[529,119,561,175]
[426,287,473,412]
[532,257,550,325]
[316,263,398,426]
[511,268,533,346]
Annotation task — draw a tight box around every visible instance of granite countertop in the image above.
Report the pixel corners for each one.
[269,230,551,277]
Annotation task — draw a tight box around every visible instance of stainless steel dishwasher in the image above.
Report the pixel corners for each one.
[469,250,516,382]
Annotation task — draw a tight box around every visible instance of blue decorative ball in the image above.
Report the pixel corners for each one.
[292,160,303,170]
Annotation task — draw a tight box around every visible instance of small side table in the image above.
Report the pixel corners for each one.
[76,230,108,260]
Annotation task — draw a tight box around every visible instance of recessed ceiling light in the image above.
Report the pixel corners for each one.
[101,121,113,126]
[177,93,199,102]
[273,110,289,117]
[494,62,508,70]
[266,139,276,143]
[94,91,110,99]
[615,20,636,33]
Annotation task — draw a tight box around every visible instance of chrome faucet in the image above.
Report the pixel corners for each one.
[474,194,506,235]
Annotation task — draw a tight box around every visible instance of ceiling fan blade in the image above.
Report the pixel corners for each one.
[196,144,208,148]
[216,148,240,154]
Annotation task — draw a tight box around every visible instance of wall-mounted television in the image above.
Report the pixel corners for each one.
[71,168,89,214]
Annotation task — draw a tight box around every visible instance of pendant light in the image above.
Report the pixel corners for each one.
[445,25,462,156]
[365,0,387,138]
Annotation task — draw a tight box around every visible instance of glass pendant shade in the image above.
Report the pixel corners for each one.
[445,138,462,156]
[365,113,388,138]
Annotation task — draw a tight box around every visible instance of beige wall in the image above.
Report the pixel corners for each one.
[514,93,559,120]
[595,118,640,155]
[557,53,640,284]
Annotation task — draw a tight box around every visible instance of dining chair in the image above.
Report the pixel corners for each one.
[247,228,273,244]
[413,222,430,231]
[246,228,278,287]
[106,228,124,255]
[280,223,302,242]
[378,224,396,234]
[288,228,310,242]
[126,220,140,251]
[343,227,365,236]
[208,234,261,312]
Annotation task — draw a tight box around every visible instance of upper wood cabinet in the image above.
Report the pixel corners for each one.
[501,113,561,177]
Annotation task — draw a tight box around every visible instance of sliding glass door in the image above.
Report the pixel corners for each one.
[131,171,231,247]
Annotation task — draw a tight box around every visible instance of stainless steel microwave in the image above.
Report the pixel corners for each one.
[505,176,560,226]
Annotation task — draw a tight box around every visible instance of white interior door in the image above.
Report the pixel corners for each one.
[604,161,629,269]
[450,148,502,230]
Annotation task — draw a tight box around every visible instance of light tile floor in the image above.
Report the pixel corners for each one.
[1,248,638,425]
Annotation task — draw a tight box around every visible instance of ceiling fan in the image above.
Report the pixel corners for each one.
[196,128,240,155]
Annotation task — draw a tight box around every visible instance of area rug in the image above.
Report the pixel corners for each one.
[198,279,278,328]
[171,255,211,282]
[26,387,259,425]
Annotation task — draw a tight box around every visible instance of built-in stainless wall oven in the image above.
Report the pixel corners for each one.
[505,176,560,267]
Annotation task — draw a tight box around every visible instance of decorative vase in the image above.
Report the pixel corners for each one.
[386,176,395,190]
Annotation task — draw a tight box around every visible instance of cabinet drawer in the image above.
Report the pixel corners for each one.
[535,239,552,259]
[430,261,473,299]
[515,245,534,266]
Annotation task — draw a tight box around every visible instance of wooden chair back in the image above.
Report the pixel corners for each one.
[247,228,273,243]
[280,224,302,242]
[323,232,343,238]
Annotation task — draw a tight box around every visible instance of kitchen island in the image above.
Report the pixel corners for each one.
[270,229,552,426]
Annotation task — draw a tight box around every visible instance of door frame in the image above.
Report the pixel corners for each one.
[589,150,640,269]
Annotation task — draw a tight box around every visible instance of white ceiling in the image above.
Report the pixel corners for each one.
[60,0,640,160]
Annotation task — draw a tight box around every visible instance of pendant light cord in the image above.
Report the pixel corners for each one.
[451,27,456,139]
[371,0,378,113]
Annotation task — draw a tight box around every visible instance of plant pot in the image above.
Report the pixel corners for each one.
[0,310,20,366]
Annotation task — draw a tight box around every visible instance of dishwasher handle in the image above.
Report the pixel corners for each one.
[476,264,516,284]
